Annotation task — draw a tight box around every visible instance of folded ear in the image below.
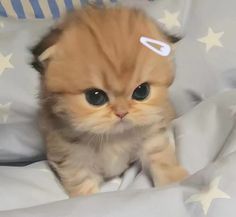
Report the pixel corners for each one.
[166,35,181,44]
[31,27,63,75]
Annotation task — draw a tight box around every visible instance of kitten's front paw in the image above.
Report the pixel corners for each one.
[153,166,188,187]
[67,179,100,197]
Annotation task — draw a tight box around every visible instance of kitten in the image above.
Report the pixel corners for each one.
[31,6,187,197]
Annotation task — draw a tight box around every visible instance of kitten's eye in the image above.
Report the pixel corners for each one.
[85,89,108,106]
[132,82,150,101]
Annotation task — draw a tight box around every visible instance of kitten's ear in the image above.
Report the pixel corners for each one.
[31,27,63,75]
[166,35,181,44]
[165,34,181,53]
[159,33,181,86]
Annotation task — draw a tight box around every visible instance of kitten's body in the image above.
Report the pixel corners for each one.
[32,6,187,197]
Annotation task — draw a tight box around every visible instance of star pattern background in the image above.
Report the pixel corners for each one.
[0,53,14,76]
[0,0,236,216]
[0,24,13,124]
[186,177,230,215]
[0,102,11,123]
[0,9,52,165]
[0,21,4,28]
[198,28,224,52]
[0,21,13,123]
[159,10,180,30]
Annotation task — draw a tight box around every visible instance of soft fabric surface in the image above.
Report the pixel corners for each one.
[0,91,236,216]
[0,17,52,163]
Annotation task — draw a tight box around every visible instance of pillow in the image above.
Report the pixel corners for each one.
[0,17,53,163]
[0,0,118,19]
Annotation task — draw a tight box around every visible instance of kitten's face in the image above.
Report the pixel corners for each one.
[38,8,174,134]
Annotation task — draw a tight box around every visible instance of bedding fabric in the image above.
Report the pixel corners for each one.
[1,0,236,216]
[1,90,236,216]
[0,17,53,163]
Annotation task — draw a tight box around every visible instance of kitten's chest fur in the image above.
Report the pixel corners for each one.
[47,128,145,180]
[71,130,142,178]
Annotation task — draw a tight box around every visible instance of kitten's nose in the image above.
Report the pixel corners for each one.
[115,112,128,119]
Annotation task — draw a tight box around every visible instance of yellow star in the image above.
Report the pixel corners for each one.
[0,102,11,123]
[159,10,180,30]
[0,53,14,76]
[0,22,4,28]
[186,177,230,215]
[198,28,224,52]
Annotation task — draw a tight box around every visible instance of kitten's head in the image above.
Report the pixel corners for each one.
[32,6,176,135]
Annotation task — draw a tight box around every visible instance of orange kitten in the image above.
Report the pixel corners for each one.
[31,6,187,197]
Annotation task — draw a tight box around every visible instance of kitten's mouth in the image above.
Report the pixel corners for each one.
[116,118,129,125]
[112,119,133,133]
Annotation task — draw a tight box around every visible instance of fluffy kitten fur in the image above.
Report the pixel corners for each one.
[31,6,187,197]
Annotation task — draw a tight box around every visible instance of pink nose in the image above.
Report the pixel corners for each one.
[115,112,128,119]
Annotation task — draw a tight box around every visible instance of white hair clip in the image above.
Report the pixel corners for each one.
[140,36,171,57]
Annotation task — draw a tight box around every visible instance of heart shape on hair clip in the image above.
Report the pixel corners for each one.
[140,36,171,57]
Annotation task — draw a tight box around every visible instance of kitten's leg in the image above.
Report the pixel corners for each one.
[51,163,102,197]
[63,174,102,197]
[46,133,102,197]
[63,176,101,197]
[140,131,188,186]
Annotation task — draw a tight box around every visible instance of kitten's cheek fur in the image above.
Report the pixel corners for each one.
[56,97,113,133]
